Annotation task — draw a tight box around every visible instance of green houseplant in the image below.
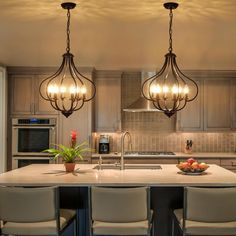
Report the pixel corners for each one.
[44,131,91,172]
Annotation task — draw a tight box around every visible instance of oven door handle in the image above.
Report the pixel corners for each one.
[13,126,55,129]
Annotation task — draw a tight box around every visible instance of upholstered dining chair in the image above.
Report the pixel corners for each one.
[89,186,154,236]
[172,187,236,236]
[0,186,77,236]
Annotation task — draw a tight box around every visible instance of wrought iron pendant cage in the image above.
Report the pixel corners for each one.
[142,2,198,117]
[39,2,96,118]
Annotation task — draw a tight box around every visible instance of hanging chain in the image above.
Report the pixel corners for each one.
[66,9,71,53]
[168,9,173,53]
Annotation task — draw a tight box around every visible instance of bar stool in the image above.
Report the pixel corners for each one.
[0,186,77,236]
[172,187,236,236]
[90,186,154,236]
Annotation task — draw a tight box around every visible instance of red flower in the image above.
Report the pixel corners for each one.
[71,131,77,148]
[71,131,77,141]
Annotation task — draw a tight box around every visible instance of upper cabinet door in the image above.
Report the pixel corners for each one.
[204,78,232,131]
[176,79,203,131]
[95,72,122,132]
[10,75,34,115]
[34,75,59,115]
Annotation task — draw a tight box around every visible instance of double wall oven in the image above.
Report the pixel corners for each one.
[12,118,57,169]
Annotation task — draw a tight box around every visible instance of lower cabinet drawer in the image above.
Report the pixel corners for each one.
[221,159,236,167]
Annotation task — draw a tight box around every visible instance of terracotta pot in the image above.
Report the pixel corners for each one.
[64,163,76,172]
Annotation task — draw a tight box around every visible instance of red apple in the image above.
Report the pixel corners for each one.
[182,162,191,170]
[199,163,209,170]
[191,162,199,170]
[187,158,196,165]
[178,162,184,169]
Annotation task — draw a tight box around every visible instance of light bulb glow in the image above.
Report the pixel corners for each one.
[60,86,66,93]
[69,86,76,94]
[48,85,59,94]
[76,87,80,93]
[183,85,189,94]
[81,86,87,94]
[150,84,161,94]
[163,86,169,93]
[172,85,178,94]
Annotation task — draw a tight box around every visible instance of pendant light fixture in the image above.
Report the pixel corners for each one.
[141,2,198,117]
[39,2,96,118]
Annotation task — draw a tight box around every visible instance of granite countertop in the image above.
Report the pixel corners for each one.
[0,164,236,187]
[92,152,236,159]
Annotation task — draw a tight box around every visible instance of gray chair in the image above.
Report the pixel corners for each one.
[0,186,77,236]
[89,186,154,236]
[172,187,236,236]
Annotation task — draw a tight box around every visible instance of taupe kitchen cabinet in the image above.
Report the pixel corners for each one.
[204,78,232,131]
[9,72,58,115]
[176,79,203,131]
[94,71,122,132]
[176,72,236,131]
[10,75,34,114]
[220,159,236,173]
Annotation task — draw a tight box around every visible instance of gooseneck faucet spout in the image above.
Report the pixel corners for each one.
[120,131,132,170]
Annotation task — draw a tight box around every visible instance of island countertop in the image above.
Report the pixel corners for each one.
[1,164,236,187]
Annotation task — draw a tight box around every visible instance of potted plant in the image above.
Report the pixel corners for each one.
[44,131,91,172]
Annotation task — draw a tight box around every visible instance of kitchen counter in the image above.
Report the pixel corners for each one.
[92,152,236,159]
[1,164,236,236]
[1,164,236,187]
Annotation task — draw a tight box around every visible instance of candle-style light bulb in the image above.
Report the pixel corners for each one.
[69,86,76,94]
[151,84,161,94]
[172,85,178,94]
[163,85,169,93]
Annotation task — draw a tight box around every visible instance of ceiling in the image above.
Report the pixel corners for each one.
[0,0,236,70]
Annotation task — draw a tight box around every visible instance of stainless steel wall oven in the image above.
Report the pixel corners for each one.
[12,118,57,169]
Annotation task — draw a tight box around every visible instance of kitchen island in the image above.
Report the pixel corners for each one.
[0,164,236,236]
[0,164,236,186]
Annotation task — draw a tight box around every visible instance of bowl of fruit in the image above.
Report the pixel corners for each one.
[176,158,209,175]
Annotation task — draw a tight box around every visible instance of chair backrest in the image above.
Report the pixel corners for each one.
[91,187,148,223]
[0,186,58,222]
[185,187,236,223]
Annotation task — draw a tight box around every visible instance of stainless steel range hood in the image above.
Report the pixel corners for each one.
[123,71,160,112]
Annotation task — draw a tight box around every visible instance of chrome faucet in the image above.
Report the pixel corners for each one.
[120,131,132,170]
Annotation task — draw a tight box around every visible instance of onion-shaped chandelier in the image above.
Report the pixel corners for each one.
[142,2,198,118]
[39,2,96,118]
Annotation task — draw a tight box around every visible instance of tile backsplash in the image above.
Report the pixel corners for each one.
[93,132,236,153]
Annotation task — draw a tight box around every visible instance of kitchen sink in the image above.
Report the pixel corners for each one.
[93,164,162,170]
